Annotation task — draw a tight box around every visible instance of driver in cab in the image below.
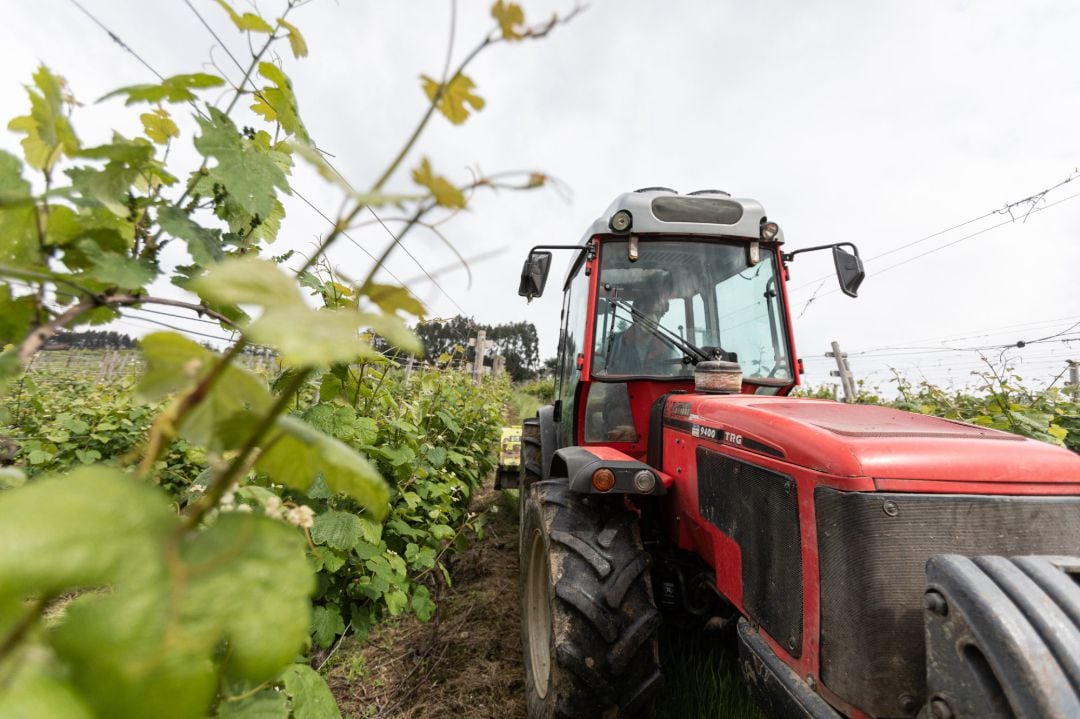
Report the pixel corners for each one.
[605,294,679,376]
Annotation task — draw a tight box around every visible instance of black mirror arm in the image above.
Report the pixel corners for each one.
[782,242,860,263]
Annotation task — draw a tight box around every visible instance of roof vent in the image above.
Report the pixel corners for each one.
[688,189,731,196]
[634,186,677,194]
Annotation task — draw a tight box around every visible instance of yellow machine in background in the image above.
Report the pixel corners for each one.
[494,425,521,489]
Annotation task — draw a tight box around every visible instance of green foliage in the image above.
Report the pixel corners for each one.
[798,364,1079,451]
[0,1,571,716]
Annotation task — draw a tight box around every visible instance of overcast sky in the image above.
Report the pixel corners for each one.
[3,0,1078,394]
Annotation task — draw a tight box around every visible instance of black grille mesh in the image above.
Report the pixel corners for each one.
[697,448,802,656]
[815,488,1080,718]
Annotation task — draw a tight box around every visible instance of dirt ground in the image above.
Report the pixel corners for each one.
[323,481,762,719]
[325,484,527,719]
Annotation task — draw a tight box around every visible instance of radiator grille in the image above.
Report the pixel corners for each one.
[815,488,1080,717]
[698,448,802,656]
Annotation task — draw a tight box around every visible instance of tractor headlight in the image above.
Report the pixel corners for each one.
[633,470,656,493]
[609,210,633,233]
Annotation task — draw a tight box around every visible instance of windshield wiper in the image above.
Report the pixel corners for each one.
[610,298,717,364]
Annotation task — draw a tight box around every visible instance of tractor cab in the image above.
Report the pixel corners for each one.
[519,187,861,459]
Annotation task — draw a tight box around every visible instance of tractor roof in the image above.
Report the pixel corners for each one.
[579,188,777,245]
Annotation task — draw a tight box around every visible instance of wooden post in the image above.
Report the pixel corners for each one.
[472,330,486,384]
[827,341,856,403]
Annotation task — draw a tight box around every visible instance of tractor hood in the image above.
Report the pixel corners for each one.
[676,395,1080,488]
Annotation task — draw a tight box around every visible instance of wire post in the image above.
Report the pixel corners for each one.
[472,330,486,384]
[1068,360,1080,402]
[827,341,857,403]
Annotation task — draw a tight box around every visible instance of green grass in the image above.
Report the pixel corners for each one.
[655,623,764,719]
[507,390,541,425]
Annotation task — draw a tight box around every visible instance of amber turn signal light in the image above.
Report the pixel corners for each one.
[591,468,616,492]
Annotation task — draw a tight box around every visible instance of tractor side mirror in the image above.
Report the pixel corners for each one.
[833,246,865,298]
[518,250,553,299]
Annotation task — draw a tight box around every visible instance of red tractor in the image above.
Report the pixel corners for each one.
[511,188,1080,718]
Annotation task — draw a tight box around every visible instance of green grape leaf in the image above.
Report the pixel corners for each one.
[257,415,389,517]
[0,675,95,719]
[156,206,224,265]
[411,156,466,209]
[278,664,342,719]
[411,585,436,622]
[420,73,485,125]
[311,510,363,551]
[276,17,309,58]
[140,107,179,144]
[0,467,176,597]
[491,0,526,40]
[100,73,225,106]
[194,107,290,221]
[310,604,345,649]
[216,690,288,719]
[384,588,408,616]
[7,65,80,171]
[77,239,155,289]
[250,63,309,143]
[213,0,274,33]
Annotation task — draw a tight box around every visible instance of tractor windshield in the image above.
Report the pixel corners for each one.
[592,238,792,382]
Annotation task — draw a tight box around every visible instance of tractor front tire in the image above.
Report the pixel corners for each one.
[520,479,662,718]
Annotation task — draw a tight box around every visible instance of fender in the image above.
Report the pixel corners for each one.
[552,445,666,496]
[537,404,560,480]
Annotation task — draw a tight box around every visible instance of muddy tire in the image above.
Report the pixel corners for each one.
[520,479,662,718]
[520,416,543,490]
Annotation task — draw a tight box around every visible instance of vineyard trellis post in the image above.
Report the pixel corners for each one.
[1069,360,1079,402]
[827,340,857,402]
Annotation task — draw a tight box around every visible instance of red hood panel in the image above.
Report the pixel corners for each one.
[684,396,1080,484]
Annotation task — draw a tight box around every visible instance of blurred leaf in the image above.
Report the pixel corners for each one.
[157,206,223,265]
[7,65,80,171]
[213,0,273,33]
[137,332,272,450]
[420,73,485,125]
[250,63,309,143]
[100,73,225,106]
[140,107,179,144]
[191,256,300,308]
[491,0,526,40]
[78,239,154,289]
[216,690,288,719]
[278,664,342,719]
[276,18,309,58]
[0,467,174,597]
[0,283,37,344]
[0,675,95,719]
[361,281,426,319]
[411,156,465,210]
[257,415,388,517]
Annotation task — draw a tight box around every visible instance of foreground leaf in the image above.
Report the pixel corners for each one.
[279,664,342,719]
[411,156,466,209]
[258,415,389,517]
[0,467,175,596]
[7,65,80,171]
[100,73,225,106]
[420,73,485,125]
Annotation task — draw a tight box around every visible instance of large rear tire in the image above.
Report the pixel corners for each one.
[520,479,662,718]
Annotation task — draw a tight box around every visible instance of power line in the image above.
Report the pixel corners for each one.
[790,171,1080,293]
[794,190,1080,314]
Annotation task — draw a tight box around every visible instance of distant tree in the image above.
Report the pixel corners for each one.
[47,330,137,350]
[542,356,559,377]
[413,316,539,381]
